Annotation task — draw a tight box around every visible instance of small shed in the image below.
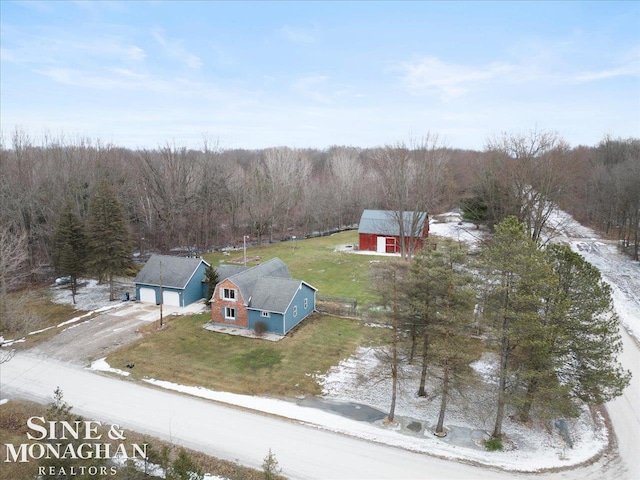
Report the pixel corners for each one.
[134,254,210,307]
[210,258,317,335]
[358,209,429,254]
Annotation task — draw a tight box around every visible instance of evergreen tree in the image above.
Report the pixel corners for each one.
[545,245,631,407]
[480,216,553,438]
[166,449,204,480]
[429,240,476,436]
[40,387,110,480]
[203,264,220,304]
[52,201,87,304]
[510,244,631,423]
[407,246,446,397]
[370,259,410,423]
[86,179,134,301]
[262,449,282,480]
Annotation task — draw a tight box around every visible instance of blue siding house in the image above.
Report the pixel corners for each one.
[135,254,210,307]
[210,258,317,335]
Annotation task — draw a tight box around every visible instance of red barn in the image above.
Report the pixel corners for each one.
[358,209,429,254]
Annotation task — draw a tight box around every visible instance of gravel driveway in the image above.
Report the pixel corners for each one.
[27,302,184,365]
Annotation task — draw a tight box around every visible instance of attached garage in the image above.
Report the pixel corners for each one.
[134,254,210,307]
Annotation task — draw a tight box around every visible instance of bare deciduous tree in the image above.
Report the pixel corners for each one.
[481,129,571,244]
[370,134,449,258]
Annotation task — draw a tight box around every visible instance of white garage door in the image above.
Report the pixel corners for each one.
[162,290,181,307]
[139,287,157,304]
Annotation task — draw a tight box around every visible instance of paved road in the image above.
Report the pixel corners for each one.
[0,353,629,480]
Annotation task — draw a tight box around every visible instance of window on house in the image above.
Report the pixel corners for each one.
[261,311,270,318]
[222,288,236,300]
[293,306,298,317]
[304,298,308,309]
[224,307,236,320]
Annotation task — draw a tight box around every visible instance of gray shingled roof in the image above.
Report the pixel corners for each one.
[216,265,249,281]
[357,209,428,236]
[228,258,292,303]
[249,277,305,313]
[134,254,209,289]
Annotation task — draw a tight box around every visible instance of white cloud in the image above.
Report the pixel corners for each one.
[397,49,640,101]
[570,52,640,83]
[291,74,353,104]
[152,29,202,69]
[279,25,316,44]
[397,56,513,99]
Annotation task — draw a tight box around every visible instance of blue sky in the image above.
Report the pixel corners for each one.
[1,1,639,150]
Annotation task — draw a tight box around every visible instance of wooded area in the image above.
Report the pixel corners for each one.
[1,128,638,288]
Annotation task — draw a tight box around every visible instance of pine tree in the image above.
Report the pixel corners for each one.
[86,179,134,301]
[203,264,219,304]
[545,245,631,406]
[166,449,204,480]
[510,244,631,423]
[480,216,553,438]
[262,448,282,480]
[52,201,87,304]
[407,247,446,397]
[370,259,410,423]
[430,240,476,436]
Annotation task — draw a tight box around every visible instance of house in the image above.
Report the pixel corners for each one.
[134,254,210,307]
[210,258,317,335]
[358,209,429,254]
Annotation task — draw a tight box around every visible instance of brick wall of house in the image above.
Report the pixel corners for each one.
[210,279,248,328]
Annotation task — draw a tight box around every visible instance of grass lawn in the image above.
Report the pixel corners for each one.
[202,230,388,306]
[4,288,87,347]
[106,232,392,398]
[107,312,386,397]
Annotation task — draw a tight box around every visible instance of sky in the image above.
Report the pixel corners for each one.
[1,0,639,151]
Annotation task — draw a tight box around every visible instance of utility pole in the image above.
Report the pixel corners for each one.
[243,235,249,267]
[159,259,163,328]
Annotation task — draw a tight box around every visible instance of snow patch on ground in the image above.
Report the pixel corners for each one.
[0,399,8,406]
[51,278,135,311]
[317,347,607,471]
[428,213,489,251]
[94,351,600,472]
[470,352,499,384]
[89,358,131,377]
[540,208,640,342]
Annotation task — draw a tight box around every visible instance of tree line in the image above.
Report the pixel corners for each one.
[1,128,638,305]
[371,217,630,446]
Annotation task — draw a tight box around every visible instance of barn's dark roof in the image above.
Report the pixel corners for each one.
[357,209,428,237]
[134,254,209,289]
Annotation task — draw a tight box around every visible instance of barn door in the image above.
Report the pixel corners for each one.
[385,237,397,253]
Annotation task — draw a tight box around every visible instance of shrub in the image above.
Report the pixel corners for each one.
[262,449,282,480]
[254,321,268,336]
[484,436,504,451]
